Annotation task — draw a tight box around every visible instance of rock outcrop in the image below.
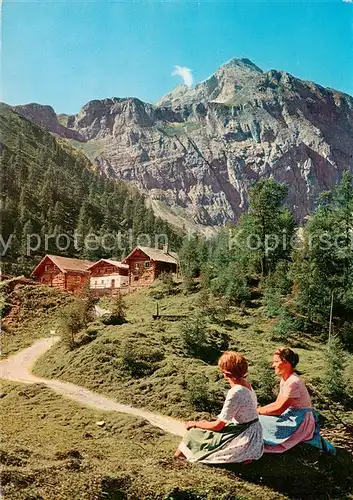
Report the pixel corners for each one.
[11,58,353,230]
[12,103,85,141]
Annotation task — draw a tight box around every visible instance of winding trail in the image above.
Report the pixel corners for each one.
[0,337,185,437]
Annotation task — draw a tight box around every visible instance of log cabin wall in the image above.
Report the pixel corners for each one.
[129,259,155,285]
[124,250,155,285]
[66,273,89,296]
[38,262,61,286]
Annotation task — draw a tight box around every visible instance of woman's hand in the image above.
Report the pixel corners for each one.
[185,421,197,430]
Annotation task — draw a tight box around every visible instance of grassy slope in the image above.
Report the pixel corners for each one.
[1,281,73,357]
[34,283,353,421]
[2,282,353,499]
[2,381,352,500]
[2,381,286,500]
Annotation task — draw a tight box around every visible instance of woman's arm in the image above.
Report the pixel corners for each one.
[185,419,226,431]
[257,395,292,416]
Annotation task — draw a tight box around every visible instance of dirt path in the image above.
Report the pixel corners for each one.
[0,337,185,437]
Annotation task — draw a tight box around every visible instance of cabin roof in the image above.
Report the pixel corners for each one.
[31,254,95,276]
[123,246,178,265]
[87,259,129,270]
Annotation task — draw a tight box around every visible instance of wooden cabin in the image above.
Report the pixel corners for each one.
[31,254,94,296]
[122,246,178,286]
[87,259,129,295]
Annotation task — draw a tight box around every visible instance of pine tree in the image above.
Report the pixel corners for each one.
[291,172,353,327]
[323,335,346,401]
[234,178,295,277]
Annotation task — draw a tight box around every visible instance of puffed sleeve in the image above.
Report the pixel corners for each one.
[217,388,237,422]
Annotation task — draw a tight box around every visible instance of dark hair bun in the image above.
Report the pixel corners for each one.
[275,348,299,368]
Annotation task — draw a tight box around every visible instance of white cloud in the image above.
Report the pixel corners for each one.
[343,0,353,3]
[172,65,194,87]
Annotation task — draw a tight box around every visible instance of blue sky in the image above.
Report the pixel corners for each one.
[2,0,353,114]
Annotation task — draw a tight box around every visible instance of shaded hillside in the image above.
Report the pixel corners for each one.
[12,58,353,231]
[0,104,182,275]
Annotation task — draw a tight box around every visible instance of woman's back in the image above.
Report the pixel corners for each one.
[218,385,258,424]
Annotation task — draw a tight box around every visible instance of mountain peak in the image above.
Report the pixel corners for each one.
[220,57,263,73]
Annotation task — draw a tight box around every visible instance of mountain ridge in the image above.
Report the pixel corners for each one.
[9,58,353,230]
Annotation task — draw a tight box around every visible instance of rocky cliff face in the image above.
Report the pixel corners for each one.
[11,103,85,141]
[12,58,353,231]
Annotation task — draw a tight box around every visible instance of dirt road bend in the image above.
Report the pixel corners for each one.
[0,337,185,437]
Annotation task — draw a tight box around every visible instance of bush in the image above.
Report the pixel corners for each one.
[75,323,103,347]
[102,294,127,325]
[186,374,221,413]
[271,310,297,341]
[61,301,87,349]
[180,314,228,364]
[323,335,347,401]
[210,264,250,305]
[253,357,277,405]
[150,275,177,299]
[159,271,175,287]
[182,276,197,295]
[180,314,208,357]
[120,341,164,378]
[197,291,230,324]
[263,287,283,318]
[0,292,11,318]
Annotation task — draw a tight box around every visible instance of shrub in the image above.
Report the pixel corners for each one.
[150,275,177,299]
[60,297,100,349]
[61,301,87,349]
[159,271,175,288]
[102,294,127,325]
[182,276,196,295]
[186,374,220,413]
[180,314,207,358]
[0,291,11,318]
[75,324,103,347]
[180,314,228,364]
[210,264,250,305]
[271,309,297,341]
[323,335,347,401]
[197,291,230,324]
[253,357,277,405]
[120,341,164,378]
[263,287,283,318]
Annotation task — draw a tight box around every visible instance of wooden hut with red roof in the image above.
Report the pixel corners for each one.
[87,259,129,295]
[122,246,178,286]
[31,254,94,296]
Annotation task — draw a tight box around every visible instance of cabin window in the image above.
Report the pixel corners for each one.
[41,277,45,283]
[73,276,81,284]
[45,265,53,271]
[101,279,104,284]
[144,261,150,268]
[135,263,139,270]
[94,280,98,286]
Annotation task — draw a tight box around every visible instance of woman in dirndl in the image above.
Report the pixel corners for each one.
[174,351,264,464]
[258,347,336,455]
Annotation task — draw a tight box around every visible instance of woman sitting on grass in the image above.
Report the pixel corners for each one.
[174,351,264,464]
[258,347,336,454]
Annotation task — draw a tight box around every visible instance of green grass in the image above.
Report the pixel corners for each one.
[33,283,353,422]
[68,138,108,161]
[3,281,353,498]
[1,381,352,500]
[1,282,73,357]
